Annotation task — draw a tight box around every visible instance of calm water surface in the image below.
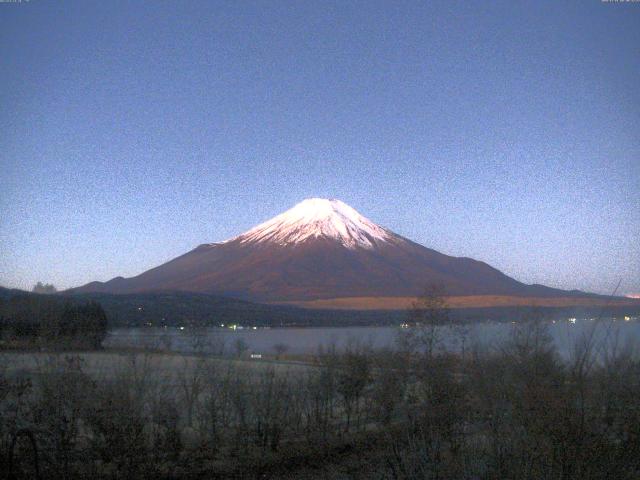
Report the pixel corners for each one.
[105,319,640,359]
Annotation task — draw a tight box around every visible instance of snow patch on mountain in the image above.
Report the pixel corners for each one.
[229,198,397,249]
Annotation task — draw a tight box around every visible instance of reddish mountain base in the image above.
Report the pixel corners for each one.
[275,295,640,310]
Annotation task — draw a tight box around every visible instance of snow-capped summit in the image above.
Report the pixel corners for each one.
[231,198,396,249]
[70,198,600,305]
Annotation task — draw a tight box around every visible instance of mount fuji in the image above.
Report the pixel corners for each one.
[71,198,608,307]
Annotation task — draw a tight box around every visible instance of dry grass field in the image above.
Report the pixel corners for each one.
[277,295,640,310]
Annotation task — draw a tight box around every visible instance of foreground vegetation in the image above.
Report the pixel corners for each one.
[1,312,639,479]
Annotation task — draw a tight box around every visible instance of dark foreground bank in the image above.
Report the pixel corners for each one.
[2,314,639,479]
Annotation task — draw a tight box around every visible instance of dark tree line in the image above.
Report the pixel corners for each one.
[0,295,108,349]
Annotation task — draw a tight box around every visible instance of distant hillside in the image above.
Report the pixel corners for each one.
[2,286,638,328]
[0,287,401,327]
[71,291,319,327]
[0,286,27,300]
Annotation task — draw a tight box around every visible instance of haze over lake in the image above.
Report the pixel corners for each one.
[106,319,640,359]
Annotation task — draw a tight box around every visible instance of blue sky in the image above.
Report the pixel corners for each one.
[1,0,638,295]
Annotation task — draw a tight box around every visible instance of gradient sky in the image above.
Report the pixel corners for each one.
[1,0,639,296]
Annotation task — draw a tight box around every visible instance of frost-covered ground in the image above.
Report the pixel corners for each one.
[1,350,314,383]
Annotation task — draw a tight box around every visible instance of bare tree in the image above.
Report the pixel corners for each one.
[233,338,249,358]
[336,348,371,432]
[398,285,450,359]
[273,342,289,360]
[178,355,207,428]
[32,282,57,294]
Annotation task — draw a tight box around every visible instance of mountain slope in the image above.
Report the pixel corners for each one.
[70,198,599,302]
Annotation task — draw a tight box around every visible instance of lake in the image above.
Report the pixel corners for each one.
[105,317,640,359]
